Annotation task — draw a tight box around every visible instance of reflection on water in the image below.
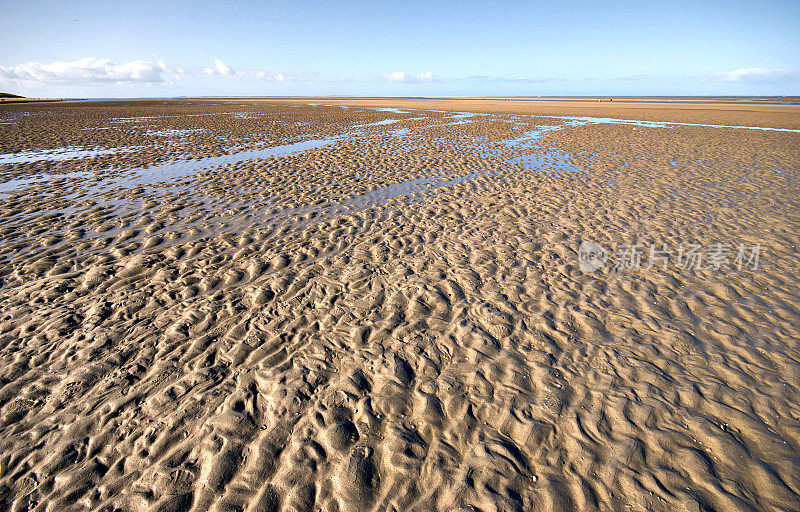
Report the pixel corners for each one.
[505,149,584,174]
[336,169,507,211]
[117,138,337,187]
[0,138,338,194]
[0,146,140,164]
[548,115,800,133]
[503,125,564,146]
[0,171,93,193]
[365,119,401,126]
[370,107,411,114]
[147,128,207,137]
[337,176,440,209]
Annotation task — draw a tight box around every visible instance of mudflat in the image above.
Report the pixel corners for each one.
[272,96,800,129]
[0,99,799,512]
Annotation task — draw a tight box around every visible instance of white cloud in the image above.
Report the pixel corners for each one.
[464,74,563,84]
[507,75,563,83]
[383,71,406,82]
[707,67,800,83]
[0,57,314,87]
[202,59,309,81]
[204,59,236,77]
[381,71,437,83]
[0,57,168,84]
[215,59,234,77]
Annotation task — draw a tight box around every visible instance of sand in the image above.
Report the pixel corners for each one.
[268,97,800,130]
[0,99,799,511]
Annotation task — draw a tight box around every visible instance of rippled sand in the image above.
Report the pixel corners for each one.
[0,99,799,512]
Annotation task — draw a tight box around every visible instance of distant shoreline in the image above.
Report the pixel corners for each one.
[0,97,73,104]
[2,95,799,106]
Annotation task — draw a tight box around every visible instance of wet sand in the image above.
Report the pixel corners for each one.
[0,99,799,511]
[269,97,800,130]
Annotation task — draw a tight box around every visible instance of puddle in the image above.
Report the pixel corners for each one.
[111,113,247,123]
[370,107,411,114]
[443,112,487,125]
[505,149,584,174]
[503,125,564,146]
[546,115,800,133]
[359,105,800,134]
[0,138,338,194]
[111,116,162,123]
[0,146,141,164]
[366,119,401,126]
[0,171,93,193]
[148,128,207,137]
[334,169,505,211]
[434,169,502,187]
[336,176,440,209]
[116,138,339,188]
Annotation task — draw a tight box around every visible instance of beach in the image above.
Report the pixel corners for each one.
[0,98,799,511]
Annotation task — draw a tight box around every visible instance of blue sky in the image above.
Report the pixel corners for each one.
[1,0,798,97]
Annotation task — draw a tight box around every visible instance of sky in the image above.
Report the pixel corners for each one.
[1,0,799,97]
